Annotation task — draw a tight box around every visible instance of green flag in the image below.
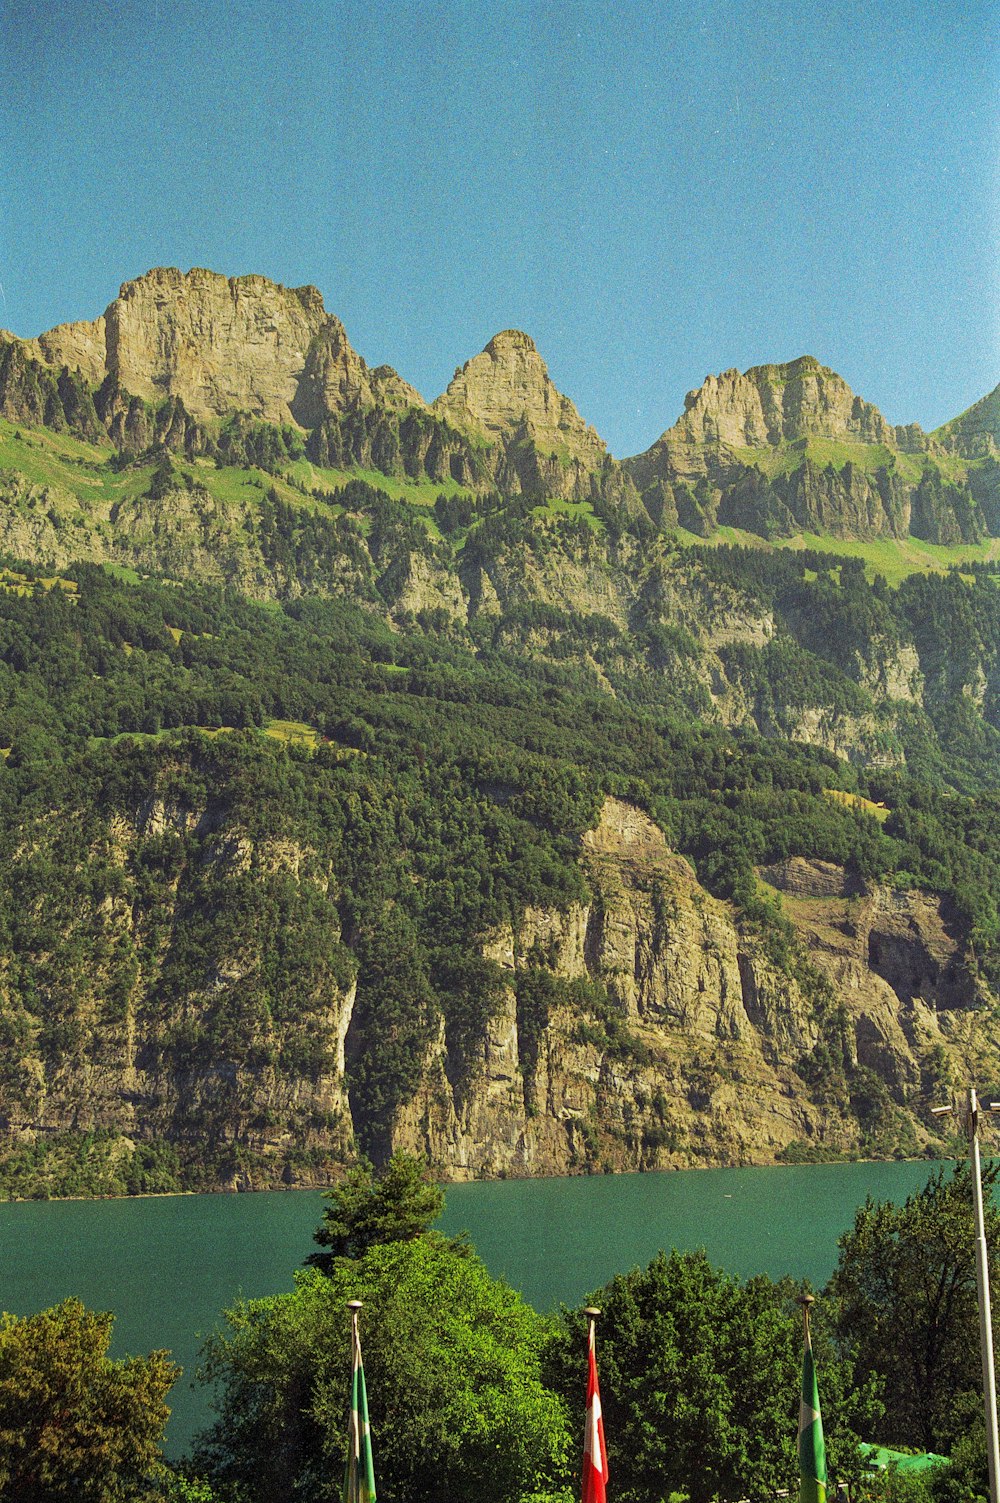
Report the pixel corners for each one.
[798,1315,827,1503]
[344,1309,376,1503]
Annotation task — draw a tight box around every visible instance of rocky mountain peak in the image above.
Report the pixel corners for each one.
[433,328,606,471]
[20,267,422,429]
[622,358,971,544]
[933,381,1000,459]
[483,328,540,359]
[667,356,900,450]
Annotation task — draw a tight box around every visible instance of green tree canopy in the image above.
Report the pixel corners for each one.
[306,1152,445,1272]
[543,1249,880,1503]
[0,1297,178,1503]
[196,1236,572,1503]
[826,1162,999,1458]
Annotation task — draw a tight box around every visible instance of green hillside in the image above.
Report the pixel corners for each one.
[0,530,999,1192]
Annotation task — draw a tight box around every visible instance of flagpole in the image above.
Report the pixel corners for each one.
[932,1087,1000,1503]
[797,1293,826,1503]
[968,1090,1000,1503]
[582,1305,608,1503]
[799,1291,813,1334]
[344,1298,376,1503]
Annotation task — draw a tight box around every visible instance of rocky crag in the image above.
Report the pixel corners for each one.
[0,786,356,1192]
[3,789,982,1189]
[17,266,420,427]
[433,329,622,501]
[0,268,998,1194]
[933,383,1000,460]
[1,269,630,502]
[0,445,993,777]
[626,356,991,543]
[4,268,996,533]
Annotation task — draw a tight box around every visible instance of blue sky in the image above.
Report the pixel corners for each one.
[2,0,997,456]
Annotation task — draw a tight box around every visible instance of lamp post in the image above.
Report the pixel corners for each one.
[932,1087,1000,1503]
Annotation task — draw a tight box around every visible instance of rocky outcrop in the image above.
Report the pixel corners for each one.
[7,273,623,500]
[759,461,911,540]
[0,472,378,600]
[0,775,987,1190]
[292,322,426,430]
[0,471,114,570]
[11,267,421,431]
[436,330,604,458]
[434,330,617,501]
[0,339,106,440]
[660,357,910,451]
[623,357,992,545]
[934,382,1000,460]
[305,405,489,488]
[463,518,640,627]
[392,800,963,1177]
[759,858,865,899]
[761,858,987,1095]
[0,791,356,1190]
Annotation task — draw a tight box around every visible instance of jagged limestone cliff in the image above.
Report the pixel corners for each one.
[393,800,986,1176]
[16,267,419,428]
[760,856,990,1099]
[662,357,922,451]
[0,784,357,1191]
[433,330,618,501]
[1,271,1000,1194]
[625,356,986,544]
[3,784,986,1189]
[4,270,995,537]
[3,271,625,501]
[934,382,1000,459]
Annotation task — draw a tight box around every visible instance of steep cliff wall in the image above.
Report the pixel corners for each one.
[3,789,978,1191]
[393,801,973,1176]
[0,458,944,780]
[666,357,906,450]
[12,268,422,430]
[7,271,994,536]
[934,382,1000,460]
[624,358,986,544]
[6,272,631,501]
[433,330,614,500]
[0,786,357,1190]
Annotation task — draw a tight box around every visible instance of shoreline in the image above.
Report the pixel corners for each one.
[0,1145,959,1206]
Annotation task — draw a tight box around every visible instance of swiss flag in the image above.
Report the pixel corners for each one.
[582,1316,609,1503]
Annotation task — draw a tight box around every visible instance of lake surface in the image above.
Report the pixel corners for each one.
[0,1159,955,1457]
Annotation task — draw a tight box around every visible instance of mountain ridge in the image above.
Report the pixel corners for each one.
[7,266,991,460]
[2,268,632,503]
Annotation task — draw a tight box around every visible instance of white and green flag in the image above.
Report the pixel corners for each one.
[344,1305,376,1503]
[798,1309,827,1503]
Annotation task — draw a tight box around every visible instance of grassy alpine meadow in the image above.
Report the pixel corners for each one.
[672,522,1000,586]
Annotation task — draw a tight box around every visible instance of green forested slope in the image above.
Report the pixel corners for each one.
[0,543,999,1190]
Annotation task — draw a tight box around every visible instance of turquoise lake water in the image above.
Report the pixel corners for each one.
[0,1158,953,1457]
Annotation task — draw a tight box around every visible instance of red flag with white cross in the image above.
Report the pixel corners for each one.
[582,1308,609,1503]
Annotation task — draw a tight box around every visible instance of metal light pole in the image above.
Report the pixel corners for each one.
[932,1087,1000,1503]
